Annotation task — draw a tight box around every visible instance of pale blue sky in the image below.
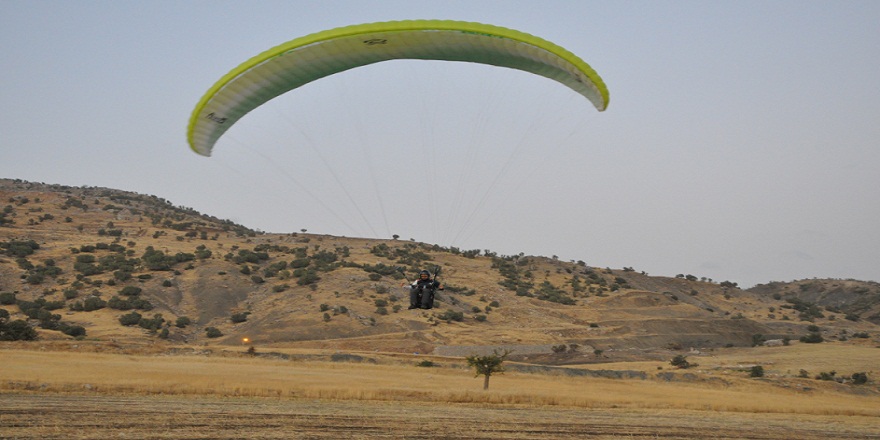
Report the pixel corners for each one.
[2,1,878,288]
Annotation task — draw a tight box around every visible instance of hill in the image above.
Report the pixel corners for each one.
[1,178,878,364]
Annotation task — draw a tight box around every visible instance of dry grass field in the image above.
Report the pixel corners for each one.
[1,343,878,439]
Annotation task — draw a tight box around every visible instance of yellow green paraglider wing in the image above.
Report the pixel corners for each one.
[187,19,609,156]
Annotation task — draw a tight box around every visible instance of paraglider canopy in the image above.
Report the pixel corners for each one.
[187,19,609,157]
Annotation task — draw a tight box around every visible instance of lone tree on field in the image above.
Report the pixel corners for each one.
[466,349,511,390]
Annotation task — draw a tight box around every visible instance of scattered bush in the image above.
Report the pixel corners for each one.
[205,327,223,338]
[231,312,250,323]
[750,365,764,377]
[816,371,837,381]
[751,334,766,347]
[0,292,16,305]
[119,286,142,296]
[119,311,142,326]
[670,355,697,369]
[0,318,38,341]
[138,314,165,332]
[851,372,868,385]
[438,310,464,322]
[82,296,107,311]
[800,332,824,343]
[59,323,86,338]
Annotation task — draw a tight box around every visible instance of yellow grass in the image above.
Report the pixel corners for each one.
[1,347,878,419]
[577,342,880,375]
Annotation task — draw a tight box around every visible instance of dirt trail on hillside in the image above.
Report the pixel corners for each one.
[2,394,877,439]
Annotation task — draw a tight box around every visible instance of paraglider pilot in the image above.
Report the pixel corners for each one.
[407,270,443,309]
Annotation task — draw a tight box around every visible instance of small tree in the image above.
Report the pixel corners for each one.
[466,349,511,390]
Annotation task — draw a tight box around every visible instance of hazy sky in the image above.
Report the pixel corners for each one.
[2,1,879,288]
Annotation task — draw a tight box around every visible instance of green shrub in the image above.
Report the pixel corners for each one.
[119,311,142,326]
[670,355,696,369]
[119,286,142,296]
[851,372,868,385]
[231,312,250,323]
[205,327,223,338]
[296,270,320,286]
[60,324,86,338]
[438,310,464,322]
[800,332,824,343]
[816,371,837,381]
[0,292,16,305]
[138,314,165,331]
[750,365,764,377]
[0,319,38,341]
[83,296,107,311]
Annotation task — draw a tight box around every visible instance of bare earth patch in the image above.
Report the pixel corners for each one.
[2,393,879,439]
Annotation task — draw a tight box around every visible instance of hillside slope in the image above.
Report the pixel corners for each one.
[1,179,877,362]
